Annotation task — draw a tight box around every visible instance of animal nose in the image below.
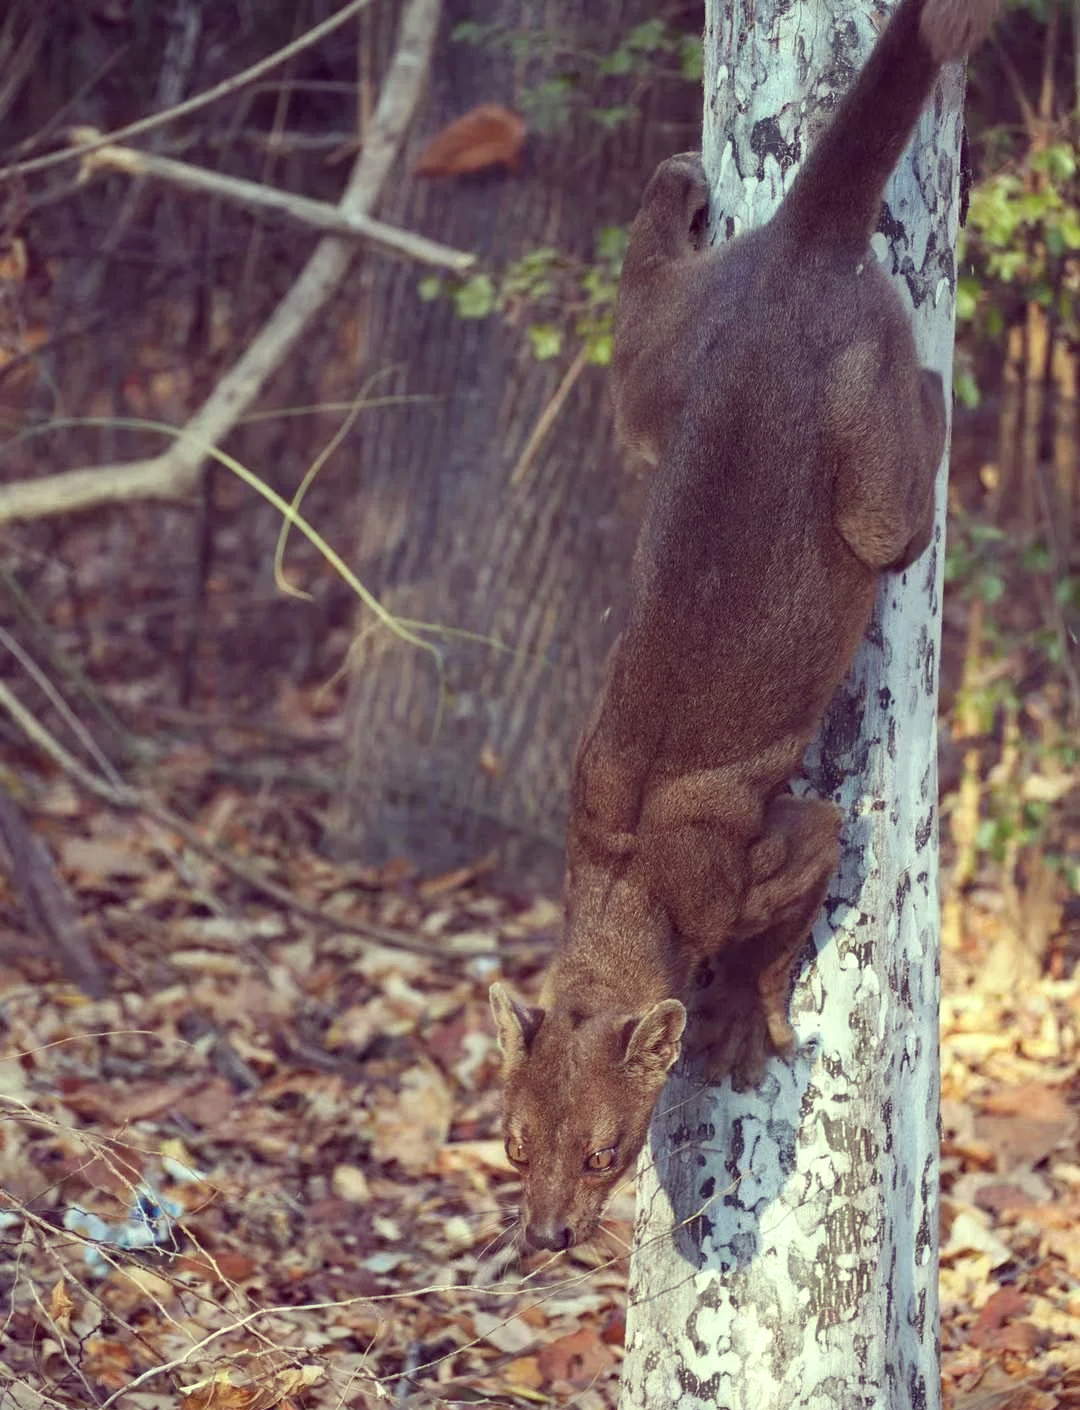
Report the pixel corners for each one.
[526,1221,574,1251]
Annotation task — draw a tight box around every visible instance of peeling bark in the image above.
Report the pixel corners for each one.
[620,2,963,1406]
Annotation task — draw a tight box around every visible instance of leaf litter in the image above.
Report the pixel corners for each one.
[0,768,1077,1408]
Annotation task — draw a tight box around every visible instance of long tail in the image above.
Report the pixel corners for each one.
[778,0,994,254]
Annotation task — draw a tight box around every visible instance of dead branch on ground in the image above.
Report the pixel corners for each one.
[0,0,443,526]
[0,787,106,997]
[0,676,535,963]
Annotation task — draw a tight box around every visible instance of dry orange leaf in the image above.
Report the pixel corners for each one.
[174,1076,243,1130]
[182,1366,323,1410]
[60,1078,198,1124]
[974,1084,1076,1173]
[49,1278,76,1333]
[0,237,28,283]
[62,1144,144,1197]
[418,853,498,897]
[537,1326,615,1388]
[371,1064,452,1173]
[953,1363,1058,1410]
[414,104,526,178]
[176,1249,258,1284]
[85,1337,135,1391]
[182,1382,258,1410]
[968,1286,1031,1347]
[504,1355,545,1389]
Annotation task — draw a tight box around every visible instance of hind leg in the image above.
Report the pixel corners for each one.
[687,796,840,1087]
[829,335,946,572]
[885,369,944,570]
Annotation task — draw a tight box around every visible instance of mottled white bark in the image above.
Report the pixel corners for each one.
[620,3,964,1407]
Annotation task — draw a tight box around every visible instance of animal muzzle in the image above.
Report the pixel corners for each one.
[524,1218,576,1251]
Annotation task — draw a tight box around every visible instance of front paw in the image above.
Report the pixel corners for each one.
[685,960,795,1090]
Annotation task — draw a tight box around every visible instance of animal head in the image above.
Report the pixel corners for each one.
[489,983,685,1250]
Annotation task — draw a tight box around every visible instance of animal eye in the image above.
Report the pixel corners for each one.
[506,1137,528,1166]
[586,1147,617,1173]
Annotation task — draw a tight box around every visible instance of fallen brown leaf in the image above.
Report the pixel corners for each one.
[954,1363,1058,1410]
[504,1355,544,1389]
[537,1326,616,1388]
[60,1078,201,1124]
[414,104,526,177]
[59,835,151,883]
[48,1279,75,1334]
[969,1286,1032,1346]
[371,1063,452,1173]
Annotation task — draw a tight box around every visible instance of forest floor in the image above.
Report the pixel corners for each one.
[0,739,1078,1410]
[2,386,1079,1409]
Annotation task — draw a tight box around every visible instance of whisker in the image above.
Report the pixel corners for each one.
[596,1220,633,1257]
[470,1221,522,1290]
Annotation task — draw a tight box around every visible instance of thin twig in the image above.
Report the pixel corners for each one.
[0,676,538,961]
[989,33,1039,136]
[75,135,474,272]
[509,344,592,487]
[0,625,125,789]
[0,0,440,525]
[0,0,378,181]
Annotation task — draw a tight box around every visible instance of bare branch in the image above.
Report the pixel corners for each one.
[0,0,443,526]
[0,0,377,181]
[74,132,474,272]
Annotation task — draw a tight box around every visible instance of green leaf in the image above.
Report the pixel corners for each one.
[975,816,1007,858]
[1021,541,1051,573]
[454,275,496,319]
[596,226,629,266]
[626,19,672,51]
[978,572,1005,604]
[1054,575,1080,608]
[1040,631,1064,666]
[591,104,638,131]
[586,334,613,365]
[418,276,443,302]
[988,249,1027,282]
[1058,207,1080,249]
[955,276,980,323]
[581,268,618,305]
[954,369,980,409]
[678,33,704,81]
[527,323,563,359]
[520,78,575,134]
[1033,142,1077,183]
[597,47,635,76]
[451,21,497,45]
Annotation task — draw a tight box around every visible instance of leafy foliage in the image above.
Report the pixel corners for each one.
[420,229,629,365]
[958,136,1080,395]
[452,18,702,133]
[419,16,700,364]
[944,515,1078,886]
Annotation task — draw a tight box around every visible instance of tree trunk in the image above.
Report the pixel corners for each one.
[620,1,963,1406]
[339,0,700,885]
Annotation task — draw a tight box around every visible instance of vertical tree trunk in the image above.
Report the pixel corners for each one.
[620,2,964,1406]
[339,0,701,886]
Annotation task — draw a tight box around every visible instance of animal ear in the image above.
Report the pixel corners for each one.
[622,1000,686,1077]
[489,983,545,1061]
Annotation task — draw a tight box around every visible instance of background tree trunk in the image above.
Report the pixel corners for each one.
[339,0,700,885]
[620,2,964,1406]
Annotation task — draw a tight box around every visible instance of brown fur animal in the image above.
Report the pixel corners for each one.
[492,0,996,1252]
